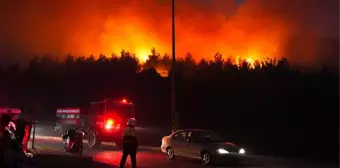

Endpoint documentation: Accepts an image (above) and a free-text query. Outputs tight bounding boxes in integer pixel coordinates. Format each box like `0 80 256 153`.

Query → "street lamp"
171 0 179 133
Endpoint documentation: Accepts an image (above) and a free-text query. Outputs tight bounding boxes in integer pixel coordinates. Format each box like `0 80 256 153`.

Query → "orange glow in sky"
0 0 338 68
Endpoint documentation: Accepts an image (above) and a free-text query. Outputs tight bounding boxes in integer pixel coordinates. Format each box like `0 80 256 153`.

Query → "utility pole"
171 0 179 133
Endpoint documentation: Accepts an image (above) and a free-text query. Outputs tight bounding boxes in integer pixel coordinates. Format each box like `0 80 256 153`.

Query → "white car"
161 129 246 165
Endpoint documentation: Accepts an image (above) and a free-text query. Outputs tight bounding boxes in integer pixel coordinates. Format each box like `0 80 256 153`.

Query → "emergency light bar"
110 98 133 105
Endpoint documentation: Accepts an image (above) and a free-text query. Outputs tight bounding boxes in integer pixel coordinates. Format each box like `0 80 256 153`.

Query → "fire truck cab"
86 99 135 148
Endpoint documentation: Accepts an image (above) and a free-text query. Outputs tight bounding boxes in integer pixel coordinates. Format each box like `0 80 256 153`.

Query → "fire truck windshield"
106 102 134 120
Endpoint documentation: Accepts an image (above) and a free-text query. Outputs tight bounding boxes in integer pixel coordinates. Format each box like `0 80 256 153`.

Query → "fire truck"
55 108 82 133
55 98 135 148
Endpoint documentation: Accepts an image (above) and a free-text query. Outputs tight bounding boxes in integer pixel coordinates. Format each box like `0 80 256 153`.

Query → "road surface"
28 123 337 168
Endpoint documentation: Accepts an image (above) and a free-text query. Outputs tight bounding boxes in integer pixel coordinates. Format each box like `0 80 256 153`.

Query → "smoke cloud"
0 0 338 68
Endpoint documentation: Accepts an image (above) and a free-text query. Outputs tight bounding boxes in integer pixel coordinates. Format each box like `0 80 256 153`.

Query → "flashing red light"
105 119 115 129
105 124 112 129
122 99 127 103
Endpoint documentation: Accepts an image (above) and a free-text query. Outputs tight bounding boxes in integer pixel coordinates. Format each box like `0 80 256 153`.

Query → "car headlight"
217 148 229 154
239 148 245 154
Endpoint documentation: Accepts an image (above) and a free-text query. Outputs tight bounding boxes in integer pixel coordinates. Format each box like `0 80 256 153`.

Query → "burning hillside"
0 0 338 69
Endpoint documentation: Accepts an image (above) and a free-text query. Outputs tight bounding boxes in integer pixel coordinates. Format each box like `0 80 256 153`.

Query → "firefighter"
119 118 138 168
15 109 33 153
0 113 26 168
61 128 77 151
1 113 33 168
0 113 12 167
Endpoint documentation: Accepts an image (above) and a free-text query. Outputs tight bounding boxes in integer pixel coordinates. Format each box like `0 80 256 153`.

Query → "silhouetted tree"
0 49 336 162
277 57 289 70
144 48 160 70
210 52 224 70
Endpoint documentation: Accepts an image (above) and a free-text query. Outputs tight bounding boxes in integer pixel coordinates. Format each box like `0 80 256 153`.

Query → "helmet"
127 118 137 127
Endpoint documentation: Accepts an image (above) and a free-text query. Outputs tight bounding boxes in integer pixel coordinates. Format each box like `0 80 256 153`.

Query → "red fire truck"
55 98 135 148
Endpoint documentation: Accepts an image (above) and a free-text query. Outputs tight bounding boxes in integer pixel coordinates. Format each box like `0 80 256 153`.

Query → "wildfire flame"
0 0 337 69
89 0 289 66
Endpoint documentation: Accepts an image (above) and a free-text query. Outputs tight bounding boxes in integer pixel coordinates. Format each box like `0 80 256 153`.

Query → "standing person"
1 113 33 168
61 128 77 151
18 108 34 153
61 127 83 154
0 113 15 168
22 121 32 153
13 119 25 148
119 118 138 168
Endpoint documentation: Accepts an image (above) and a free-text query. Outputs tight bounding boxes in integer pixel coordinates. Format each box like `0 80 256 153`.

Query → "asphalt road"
28 123 337 168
